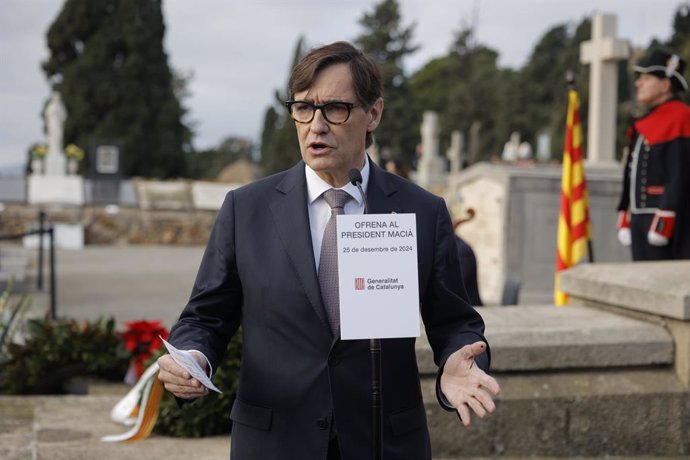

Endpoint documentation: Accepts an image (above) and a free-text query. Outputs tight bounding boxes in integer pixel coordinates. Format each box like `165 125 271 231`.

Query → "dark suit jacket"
455 236 483 306
168 160 490 460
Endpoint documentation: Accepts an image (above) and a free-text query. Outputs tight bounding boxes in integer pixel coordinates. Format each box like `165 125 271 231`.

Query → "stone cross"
415 111 446 188
43 91 67 176
580 13 629 164
446 130 464 173
467 121 481 164
421 111 440 159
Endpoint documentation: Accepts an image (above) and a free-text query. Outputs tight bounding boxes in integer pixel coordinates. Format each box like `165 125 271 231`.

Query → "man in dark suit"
158 41 500 460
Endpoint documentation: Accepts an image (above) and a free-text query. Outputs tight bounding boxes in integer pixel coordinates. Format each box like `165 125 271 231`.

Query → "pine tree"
42 0 190 178
356 0 419 166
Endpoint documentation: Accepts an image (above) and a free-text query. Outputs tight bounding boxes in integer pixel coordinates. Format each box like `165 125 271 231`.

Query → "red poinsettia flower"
123 320 169 378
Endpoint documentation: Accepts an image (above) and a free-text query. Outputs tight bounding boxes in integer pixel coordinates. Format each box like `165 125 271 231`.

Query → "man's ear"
662 78 674 95
367 97 384 131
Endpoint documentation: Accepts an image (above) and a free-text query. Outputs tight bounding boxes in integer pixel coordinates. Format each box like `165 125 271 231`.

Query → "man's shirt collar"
305 155 370 205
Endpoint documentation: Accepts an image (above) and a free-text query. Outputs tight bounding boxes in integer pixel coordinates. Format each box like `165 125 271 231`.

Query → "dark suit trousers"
327 437 341 460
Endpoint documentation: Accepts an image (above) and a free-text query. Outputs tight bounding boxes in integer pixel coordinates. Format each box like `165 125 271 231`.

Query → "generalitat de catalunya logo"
355 277 365 290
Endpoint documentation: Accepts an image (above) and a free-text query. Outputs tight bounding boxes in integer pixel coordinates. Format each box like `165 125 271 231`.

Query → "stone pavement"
1 384 230 460
31 245 206 328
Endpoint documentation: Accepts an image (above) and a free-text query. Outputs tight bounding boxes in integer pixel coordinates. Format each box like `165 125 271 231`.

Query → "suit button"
316 418 329 430
328 357 340 366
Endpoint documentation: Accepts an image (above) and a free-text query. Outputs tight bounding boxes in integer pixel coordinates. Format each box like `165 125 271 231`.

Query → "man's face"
293 62 383 187
635 73 672 107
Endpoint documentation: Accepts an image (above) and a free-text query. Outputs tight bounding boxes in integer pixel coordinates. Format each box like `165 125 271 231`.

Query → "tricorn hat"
634 50 688 92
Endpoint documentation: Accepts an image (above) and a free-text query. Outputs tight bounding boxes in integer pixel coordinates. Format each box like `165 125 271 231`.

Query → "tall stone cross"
415 111 446 189
580 13 629 164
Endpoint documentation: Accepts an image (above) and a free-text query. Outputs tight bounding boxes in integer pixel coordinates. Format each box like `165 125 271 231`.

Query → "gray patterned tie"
318 189 351 337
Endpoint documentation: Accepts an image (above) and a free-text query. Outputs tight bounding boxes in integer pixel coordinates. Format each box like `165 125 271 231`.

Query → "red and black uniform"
617 99 690 260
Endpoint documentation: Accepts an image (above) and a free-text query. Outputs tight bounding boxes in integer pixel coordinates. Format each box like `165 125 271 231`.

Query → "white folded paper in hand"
161 337 222 394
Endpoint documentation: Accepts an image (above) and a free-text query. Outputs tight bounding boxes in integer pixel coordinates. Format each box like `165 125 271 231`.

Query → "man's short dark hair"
288 41 384 148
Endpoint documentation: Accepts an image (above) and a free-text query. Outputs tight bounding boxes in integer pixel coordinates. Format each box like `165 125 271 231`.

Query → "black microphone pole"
349 168 382 460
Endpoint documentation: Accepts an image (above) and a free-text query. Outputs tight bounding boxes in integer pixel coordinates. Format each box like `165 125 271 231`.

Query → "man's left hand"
440 341 501 427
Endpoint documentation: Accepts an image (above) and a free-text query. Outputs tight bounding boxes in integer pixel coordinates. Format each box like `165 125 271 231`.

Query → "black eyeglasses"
284 100 363 124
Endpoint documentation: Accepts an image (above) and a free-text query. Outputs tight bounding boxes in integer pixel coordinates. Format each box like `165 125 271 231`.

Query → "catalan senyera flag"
555 89 592 306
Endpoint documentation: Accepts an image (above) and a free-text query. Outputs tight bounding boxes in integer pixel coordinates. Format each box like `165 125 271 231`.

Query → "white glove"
647 231 669 246
617 227 632 246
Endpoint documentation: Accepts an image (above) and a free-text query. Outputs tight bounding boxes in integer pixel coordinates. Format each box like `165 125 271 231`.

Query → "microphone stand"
350 169 383 460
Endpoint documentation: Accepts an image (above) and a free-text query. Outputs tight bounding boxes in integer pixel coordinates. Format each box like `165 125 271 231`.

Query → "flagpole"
587 240 595 263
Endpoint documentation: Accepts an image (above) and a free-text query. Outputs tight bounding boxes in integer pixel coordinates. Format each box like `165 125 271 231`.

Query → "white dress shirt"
305 156 369 268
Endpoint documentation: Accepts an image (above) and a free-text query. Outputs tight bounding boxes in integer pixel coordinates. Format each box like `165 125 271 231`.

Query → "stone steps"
422 369 688 458
415 304 685 458
416 305 675 374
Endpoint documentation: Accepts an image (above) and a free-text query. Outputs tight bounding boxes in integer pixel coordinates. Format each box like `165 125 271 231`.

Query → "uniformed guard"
617 49 690 260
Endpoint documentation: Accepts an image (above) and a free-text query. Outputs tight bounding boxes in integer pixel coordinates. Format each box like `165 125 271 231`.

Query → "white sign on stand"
337 213 420 340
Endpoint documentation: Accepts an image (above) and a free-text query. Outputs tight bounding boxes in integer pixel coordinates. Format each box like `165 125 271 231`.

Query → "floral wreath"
123 320 169 380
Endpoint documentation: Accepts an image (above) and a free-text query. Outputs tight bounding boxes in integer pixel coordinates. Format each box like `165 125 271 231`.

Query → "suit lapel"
367 159 401 214
269 162 331 333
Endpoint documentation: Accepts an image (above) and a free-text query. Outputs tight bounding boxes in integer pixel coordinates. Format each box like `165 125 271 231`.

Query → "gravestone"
88 142 122 204
414 111 447 191
27 91 85 206
580 13 629 165
536 131 552 162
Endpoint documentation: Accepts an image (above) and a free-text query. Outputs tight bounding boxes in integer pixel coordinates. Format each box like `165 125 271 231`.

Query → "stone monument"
536 131 552 162
447 14 632 303
501 132 521 162
28 90 85 206
44 92 67 176
580 12 630 166
446 130 464 173
414 111 447 191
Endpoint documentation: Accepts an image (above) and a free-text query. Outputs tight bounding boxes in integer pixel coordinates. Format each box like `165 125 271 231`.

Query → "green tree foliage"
410 27 505 162
514 20 593 161
408 19 598 164
187 136 255 180
355 0 419 165
42 0 190 178
259 38 303 176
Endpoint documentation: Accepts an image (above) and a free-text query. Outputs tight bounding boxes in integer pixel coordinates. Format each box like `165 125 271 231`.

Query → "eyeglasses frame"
284 100 364 125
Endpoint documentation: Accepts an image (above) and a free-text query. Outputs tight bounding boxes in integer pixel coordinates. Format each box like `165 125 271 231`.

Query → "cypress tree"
42 0 190 178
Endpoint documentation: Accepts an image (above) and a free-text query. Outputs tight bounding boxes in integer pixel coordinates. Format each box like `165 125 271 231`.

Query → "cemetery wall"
0 204 216 246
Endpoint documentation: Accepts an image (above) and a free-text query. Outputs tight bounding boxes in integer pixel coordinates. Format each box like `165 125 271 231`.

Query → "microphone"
349 168 369 214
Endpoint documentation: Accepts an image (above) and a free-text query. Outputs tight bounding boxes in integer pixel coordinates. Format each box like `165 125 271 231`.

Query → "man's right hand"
157 353 209 399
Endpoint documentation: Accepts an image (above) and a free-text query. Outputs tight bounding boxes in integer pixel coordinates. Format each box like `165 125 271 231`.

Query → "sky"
0 0 685 170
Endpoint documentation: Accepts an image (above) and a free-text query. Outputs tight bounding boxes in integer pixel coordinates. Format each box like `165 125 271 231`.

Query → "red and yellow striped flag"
555 89 592 306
